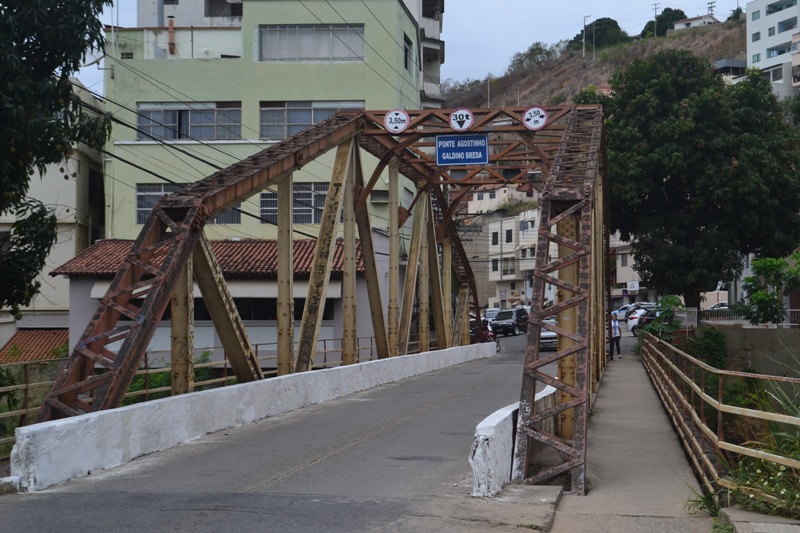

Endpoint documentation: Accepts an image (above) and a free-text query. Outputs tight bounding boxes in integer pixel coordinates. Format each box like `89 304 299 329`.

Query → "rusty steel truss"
39 105 608 496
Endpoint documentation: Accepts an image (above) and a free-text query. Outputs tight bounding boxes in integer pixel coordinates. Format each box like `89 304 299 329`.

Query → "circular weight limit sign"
522 106 548 131
384 109 410 133
449 108 474 132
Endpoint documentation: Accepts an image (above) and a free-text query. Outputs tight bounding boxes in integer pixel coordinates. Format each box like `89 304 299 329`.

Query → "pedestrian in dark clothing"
610 313 622 359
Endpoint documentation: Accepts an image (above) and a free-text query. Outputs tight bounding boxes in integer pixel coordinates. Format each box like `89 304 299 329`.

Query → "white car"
627 308 650 336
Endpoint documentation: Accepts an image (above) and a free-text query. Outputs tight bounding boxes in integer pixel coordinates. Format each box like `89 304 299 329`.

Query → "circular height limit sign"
449 108 474 132
384 109 410 133
522 106 548 130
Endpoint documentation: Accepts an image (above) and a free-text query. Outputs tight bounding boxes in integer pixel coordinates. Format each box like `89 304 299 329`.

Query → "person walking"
610 312 622 359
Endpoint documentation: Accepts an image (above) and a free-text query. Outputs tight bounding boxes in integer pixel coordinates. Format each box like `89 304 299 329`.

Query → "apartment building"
747 0 800 98
104 0 445 241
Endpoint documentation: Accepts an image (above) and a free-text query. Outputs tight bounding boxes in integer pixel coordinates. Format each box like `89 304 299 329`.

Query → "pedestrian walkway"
548 347 713 532
544 330 800 533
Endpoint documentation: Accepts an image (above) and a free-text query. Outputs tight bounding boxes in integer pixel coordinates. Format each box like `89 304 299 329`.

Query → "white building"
671 14 720 31
747 0 800 98
0 82 104 352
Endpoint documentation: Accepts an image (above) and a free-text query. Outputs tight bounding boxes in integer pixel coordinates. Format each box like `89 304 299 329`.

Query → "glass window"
476 193 484 200
491 232 498 245
489 191 496 199
260 182 329 224
769 26 776 36
753 53 761 63
136 183 181 224
752 10 760 20
137 102 241 141
620 253 628 267
505 229 513 243
492 259 498 272
753 31 761 41
260 101 365 140
259 25 365 62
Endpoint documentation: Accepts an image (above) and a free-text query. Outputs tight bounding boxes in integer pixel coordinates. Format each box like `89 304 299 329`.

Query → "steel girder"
512 106 606 494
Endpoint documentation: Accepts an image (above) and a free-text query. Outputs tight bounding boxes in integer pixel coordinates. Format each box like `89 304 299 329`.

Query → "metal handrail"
640 332 800 500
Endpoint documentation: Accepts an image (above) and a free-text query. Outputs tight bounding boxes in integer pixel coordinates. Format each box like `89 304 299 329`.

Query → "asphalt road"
0 332 554 532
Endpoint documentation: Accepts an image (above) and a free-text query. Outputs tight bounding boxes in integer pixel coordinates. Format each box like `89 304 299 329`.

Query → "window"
476 192 484 200
753 31 761 41
206 0 241 17
520 248 527 259
769 26 776 36
505 229 513 243
137 183 180 224
491 232 498 245
260 182 330 224
164 0 178 4
502 258 515 275
121 51 135 59
510 282 516 290
492 259 499 272
753 53 761 63
259 24 365 62
404 34 412 71
137 183 239 224
137 102 241 141
620 253 628 267
519 220 529 231
489 191 496 199
208 205 241 225
260 101 365 140
752 10 761 20
771 67 784 81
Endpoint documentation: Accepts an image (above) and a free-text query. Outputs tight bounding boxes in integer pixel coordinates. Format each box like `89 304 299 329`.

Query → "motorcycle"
471 317 501 353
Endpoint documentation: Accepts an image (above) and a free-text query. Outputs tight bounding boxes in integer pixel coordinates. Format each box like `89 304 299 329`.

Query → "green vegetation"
0 1 111 317
640 8 687 38
596 51 800 309
123 351 217 405
733 252 800 325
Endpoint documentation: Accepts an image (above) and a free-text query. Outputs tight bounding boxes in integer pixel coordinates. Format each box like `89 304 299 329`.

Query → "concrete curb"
719 507 800 533
469 385 556 497
10 343 494 492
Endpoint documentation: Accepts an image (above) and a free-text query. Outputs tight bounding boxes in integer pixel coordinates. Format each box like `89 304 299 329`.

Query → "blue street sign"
435 134 489 166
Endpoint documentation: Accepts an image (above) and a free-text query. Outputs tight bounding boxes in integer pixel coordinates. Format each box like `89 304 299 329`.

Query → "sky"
76 0 746 95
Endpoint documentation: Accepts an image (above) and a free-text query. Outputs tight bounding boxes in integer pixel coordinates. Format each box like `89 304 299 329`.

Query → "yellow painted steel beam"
398 189 428 355
427 197 448 350
295 140 353 372
556 215 579 440
277 173 294 375
442 235 452 345
170 260 194 394
352 145 390 360
193 235 263 382
418 208 430 353
388 159 400 357
451 284 470 347
342 143 358 365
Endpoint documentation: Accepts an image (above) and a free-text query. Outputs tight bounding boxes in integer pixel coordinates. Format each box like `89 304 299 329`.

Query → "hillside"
445 19 747 108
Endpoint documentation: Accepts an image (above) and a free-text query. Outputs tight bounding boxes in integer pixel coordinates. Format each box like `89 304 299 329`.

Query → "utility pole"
708 1 716 15
583 15 590 58
653 3 659 37
592 21 596 61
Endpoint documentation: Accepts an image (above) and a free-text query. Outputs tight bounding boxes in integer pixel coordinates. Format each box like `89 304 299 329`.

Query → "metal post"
443 235 452 343
342 146 358 365
388 159 400 357
399 189 428 355
277 173 294 375
428 200 448 350
418 206 430 352
171 259 194 394
557 214 579 440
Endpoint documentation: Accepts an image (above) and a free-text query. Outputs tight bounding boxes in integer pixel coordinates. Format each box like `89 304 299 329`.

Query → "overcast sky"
77 0 746 95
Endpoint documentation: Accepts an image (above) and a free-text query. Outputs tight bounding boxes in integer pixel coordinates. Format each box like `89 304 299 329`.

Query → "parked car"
483 308 501 325
706 302 729 311
492 307 529 336
627 307 654 336
635 308 688 336
613 304 631 317
624 302 656 322
539 318 558 350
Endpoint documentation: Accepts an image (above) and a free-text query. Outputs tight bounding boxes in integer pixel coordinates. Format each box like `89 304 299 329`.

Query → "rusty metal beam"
427 196 448 350
352 145 390 360
171 260 194 395
342 141 358 366
398 188 428 355
295 140 353 372
388 159 400 357
193 235 262 383
418 208 430 353
277 173 294 375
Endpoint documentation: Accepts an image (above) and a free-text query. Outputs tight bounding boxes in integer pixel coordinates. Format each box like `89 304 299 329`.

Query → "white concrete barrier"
469 386 556 497
9 343 494 492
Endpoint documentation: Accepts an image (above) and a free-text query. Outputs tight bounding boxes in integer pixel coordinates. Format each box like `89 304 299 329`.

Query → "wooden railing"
640 332 800 501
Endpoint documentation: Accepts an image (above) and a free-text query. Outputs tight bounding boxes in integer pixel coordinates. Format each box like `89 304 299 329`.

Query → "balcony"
114 27 242 60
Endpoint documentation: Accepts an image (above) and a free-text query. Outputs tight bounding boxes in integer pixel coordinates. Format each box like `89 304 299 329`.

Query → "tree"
607 51 800 308
506 42 556 76
728 7 744 22
640 8 687 37
0 1 110 317
733 253 800 325
567 17 631 53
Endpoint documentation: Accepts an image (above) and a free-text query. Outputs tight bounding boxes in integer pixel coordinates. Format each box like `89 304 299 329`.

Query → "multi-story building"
746 0 800 98
0 82 104 353
104 0 445 241
486 209 555 309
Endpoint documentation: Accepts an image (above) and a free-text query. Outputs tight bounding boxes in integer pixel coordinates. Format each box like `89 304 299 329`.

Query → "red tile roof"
0 329 68 363
51 239 364 278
